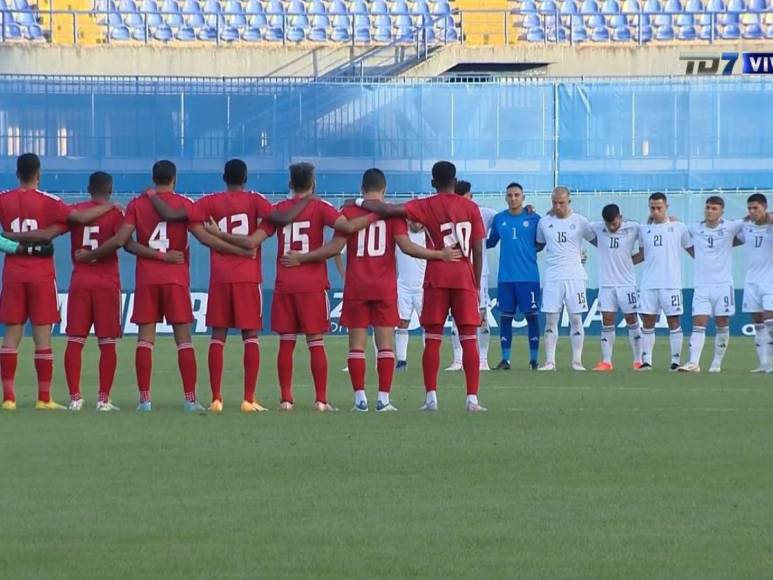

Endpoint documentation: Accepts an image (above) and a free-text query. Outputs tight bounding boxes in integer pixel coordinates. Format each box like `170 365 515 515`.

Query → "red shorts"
0 280 60 325
207 282 263 330
131 283 193 325
66 287 122 338
420 287 481 327
271 290 330 335
340 298 399 328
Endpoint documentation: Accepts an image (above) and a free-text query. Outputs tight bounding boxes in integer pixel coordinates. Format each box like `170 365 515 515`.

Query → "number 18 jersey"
404 193 485 291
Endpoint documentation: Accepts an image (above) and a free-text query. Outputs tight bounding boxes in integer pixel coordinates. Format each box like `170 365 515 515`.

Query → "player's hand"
439 247 463 262
525 204 536 214
343 198 358 207
111 201 124 212
280 251 303 267
74 248 93 262
580 249 588 264
237 247 257 258
204 216 222 236
163 250 185 264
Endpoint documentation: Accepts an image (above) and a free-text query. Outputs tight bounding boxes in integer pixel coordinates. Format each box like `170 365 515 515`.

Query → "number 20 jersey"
403 192 485 291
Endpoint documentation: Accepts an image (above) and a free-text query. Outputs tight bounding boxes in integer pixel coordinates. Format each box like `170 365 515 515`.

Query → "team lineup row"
0 154 770 414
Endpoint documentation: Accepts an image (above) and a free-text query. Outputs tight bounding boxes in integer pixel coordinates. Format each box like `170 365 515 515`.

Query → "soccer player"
0 153 117 411
395 221 427 371
146 159 310 413
636 192 692 372
355 161 487 412
738 193 772 373
486 182 541 370
678 196 743 373
447 180 497 371
535 186 594 371
587 204 643 371
90 160 254 412
218 162 374 412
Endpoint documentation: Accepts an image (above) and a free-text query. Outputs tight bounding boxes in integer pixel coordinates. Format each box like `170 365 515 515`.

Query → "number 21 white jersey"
638 221 691 290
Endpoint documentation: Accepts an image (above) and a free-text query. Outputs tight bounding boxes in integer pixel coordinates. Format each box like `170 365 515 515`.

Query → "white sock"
766 320 773 367
425 390 438 405
395 328 409 362
544 312 559 365
377 391 390 405
354 390 367 405
450 324 462 363
569 314 584 365
754 323 767 367
478 323 490 363
669 326 683 366
688 326 706 366
628 322 642 363
712 327 729 367
466 394 478 406
600 325 615 364
641 327 655 365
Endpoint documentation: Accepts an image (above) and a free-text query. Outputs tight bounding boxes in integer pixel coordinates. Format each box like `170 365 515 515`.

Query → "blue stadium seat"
588 13 605 26
638 21 653 39
374 14 391 41
391 0 409 14
162 0 184 28
175 23 196 38
124 10 144 27
747 0 765 9
396 15 415 41
727 0 743 11
286 25 304 40
354 15 371 43
706 0 724 10
570 20 587 40
223 0 245 27
526 26 545 40
663 0 682 12
546 25 567 40
521 0 539 12
197 24 217 39
643 0 661 11
221 23 241 40
308 22 328 40
655 22 674 37
437 15 457 41
560 0 579 14
265 0 284 39
370 0 388 15
331 13 350 41
743 21 763 38
684 0 703 11
540 0 558 14
241 25 261 40
419 25 435 43
433 0 452 16
591 24 609 38
602 0 620 12
678 22 697 38
413 0 430 16
524 13 541 26
613 23 631 38
654 12 671 25
119 0 138 12
25 23 44 39
580 0 599 13
677 12 693 24
102 10 123 26
153 22 173 39
621 0 640 11
130 25 148 39
140 0 163 28
766 23 773 38
722 22 740 36
246 0 266 28
722 12 739 24
109 23 131 38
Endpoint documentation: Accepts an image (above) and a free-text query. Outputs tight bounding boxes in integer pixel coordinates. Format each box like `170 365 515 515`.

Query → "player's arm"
2 223 67 242
204 217 268 250
149 193 188 222
485 224 500 249
535 223 546 252
281 237 347 267
631 249 644 264
471 238 483 291
334 253 346 282
117 238 184 264
190 223 255 257
265 195 312 226
394 234 461 262
355 199 408 219
332 213 377 235
0 235 54 257
67 203 118 225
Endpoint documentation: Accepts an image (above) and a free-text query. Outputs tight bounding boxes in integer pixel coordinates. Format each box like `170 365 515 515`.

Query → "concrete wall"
1 40 770 78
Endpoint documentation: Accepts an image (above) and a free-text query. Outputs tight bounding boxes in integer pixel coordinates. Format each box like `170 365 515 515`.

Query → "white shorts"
479 275 490 310
541 279 588 314
639 288 683 316
598 286 639 315
398 289 423 321
693 285 735 317
742 282 773 313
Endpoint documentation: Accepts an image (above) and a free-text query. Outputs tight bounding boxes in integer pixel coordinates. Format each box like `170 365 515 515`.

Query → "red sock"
243 338 260 402
136 341 153 401
377 349 395 393
34 347 54 403
459 325 480 396
277 335 296 403
422 326 443 392
308 338 328 403
98 339 117 403
64 337 86 401
177 343 197 402
208 338 225 402
347 349 366 392
0 347 18 402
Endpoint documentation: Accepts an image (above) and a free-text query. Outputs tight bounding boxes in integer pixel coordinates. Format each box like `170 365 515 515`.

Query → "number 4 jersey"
336 205 408 301
69 200 124 291
403 193 485 291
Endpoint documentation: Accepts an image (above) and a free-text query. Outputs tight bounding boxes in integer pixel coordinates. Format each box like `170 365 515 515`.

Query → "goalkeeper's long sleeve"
0 235 19 255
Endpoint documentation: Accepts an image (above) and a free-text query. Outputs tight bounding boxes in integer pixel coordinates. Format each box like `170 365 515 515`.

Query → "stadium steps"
455 0 510 45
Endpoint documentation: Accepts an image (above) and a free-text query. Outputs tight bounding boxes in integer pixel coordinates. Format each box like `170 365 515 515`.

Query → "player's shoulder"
175 192 196 206
313 197 336 209
36 189 63 202
572 212 590 225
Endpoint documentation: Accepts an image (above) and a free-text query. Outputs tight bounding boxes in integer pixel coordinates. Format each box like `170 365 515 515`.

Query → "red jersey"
124 191 200 287
0 188 71 283
261 196 340 294
195 190 272 285
336 205 407 301
69 200 123 291
404 193 485 290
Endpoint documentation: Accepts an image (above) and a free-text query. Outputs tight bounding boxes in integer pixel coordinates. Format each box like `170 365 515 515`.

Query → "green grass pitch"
1 335 772 579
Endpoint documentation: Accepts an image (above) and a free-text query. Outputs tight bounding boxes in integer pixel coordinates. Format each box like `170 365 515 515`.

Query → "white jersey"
738 222 773 286
396 229 426 293
476 203 497 278
688 219 743 287
638 221 692 290
590 220 639 288
536 212 593 282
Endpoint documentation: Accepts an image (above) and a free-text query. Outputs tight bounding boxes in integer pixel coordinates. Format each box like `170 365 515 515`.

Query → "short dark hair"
705 195 725 208
455 180 472 196
88 171 113 195
506 182 523 191
431 161 456 191
747 193 767 206
289 162 315 193
17 153 40 182
649 192 667 203
361 168 386 193
152 160 177 186
602 204 621 223
223 159 248 187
